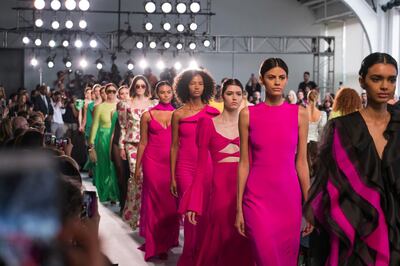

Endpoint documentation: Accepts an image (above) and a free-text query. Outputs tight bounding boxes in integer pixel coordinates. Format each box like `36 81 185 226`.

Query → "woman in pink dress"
170 69 219 266
180 79 254 266
133 81 180 261
236 58 313 266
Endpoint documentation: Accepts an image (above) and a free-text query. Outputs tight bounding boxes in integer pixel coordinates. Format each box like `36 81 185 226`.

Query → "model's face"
106 86 117 101
134 80 147 96
288 93 294 102
360 63 397 105
157 85 173 104
94 87 101 98
189 74 204 98
260 67 288 97
85 89 92 100
297 91 304 100
100 89 107 100
118 88 129 100
223 85 242 110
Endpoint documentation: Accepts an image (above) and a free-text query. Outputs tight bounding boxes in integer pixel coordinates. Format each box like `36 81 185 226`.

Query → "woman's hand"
170 178 178 198
302 221 314 237
134 169 141 184
120 149 127 160
187 211 198 225
235 210 246 237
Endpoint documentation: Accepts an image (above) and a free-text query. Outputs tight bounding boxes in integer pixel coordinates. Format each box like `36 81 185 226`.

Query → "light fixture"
149 41 157 49
22 36 30 45
156 60 165 70
48 39 56 48
79 19 87 29
63 56 72 68
34 0 45 10
189 41 196 50
139 58 148 69
144 22 153 31
190 1 201 13
144 1 156 13
162 22 171 31
136 41 144 49
126 59 135 70
203 39 211 47
174 61 182 70
78 0 90 11
50 0 61 10
65 0 77 10
35 38 42 46
30 57 38 67
47 56 55 69
163 41 171 49
80 58 88 68
189 59 198 69
35 18 44 28
161 2 172 13
95 58 104 70
65 20 74 29
176 42 183 50
62 40 70 47
74 39 83 48
189 22 198 31
89 39 98 48
51 20 60 30
176 2 187 13
176 23 185 32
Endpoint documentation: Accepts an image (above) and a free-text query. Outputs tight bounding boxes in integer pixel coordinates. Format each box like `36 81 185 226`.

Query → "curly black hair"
173 69 215 104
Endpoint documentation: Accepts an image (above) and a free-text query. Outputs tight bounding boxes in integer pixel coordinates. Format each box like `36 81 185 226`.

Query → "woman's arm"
89 105 100 146
134 111 150 183
79 103 88 132
170 110 181 198
117 102 127 160
235 107 250 237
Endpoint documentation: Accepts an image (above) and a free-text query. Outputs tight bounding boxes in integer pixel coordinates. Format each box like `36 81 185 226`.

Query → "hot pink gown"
243 102 302 266
179 117 254 266
139 103 180 260
176 105 219 266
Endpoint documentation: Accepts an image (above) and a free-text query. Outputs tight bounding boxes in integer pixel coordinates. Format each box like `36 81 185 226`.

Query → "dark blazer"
33 94 54 116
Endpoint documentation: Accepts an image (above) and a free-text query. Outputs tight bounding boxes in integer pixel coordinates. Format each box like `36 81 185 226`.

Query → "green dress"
89 102 119 202
83 101 96 172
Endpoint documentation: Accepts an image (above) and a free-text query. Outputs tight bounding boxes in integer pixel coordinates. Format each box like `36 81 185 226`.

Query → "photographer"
51 91 66 138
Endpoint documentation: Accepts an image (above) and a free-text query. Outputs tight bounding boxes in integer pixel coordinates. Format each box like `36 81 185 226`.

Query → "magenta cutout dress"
138 103 180 260
176 105 219 266
179 117 254 266
243 102 302 266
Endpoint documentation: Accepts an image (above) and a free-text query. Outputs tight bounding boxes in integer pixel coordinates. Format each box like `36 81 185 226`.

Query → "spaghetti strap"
148 110 154 120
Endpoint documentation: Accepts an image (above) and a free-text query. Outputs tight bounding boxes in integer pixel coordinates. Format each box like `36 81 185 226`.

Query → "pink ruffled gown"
176 105 219 266
179 117 254 266
243 102 302 266
139 103 180 260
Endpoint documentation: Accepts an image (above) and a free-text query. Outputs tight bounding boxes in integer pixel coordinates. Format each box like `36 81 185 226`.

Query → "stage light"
145 22 153 31
48 39 56 48
189 42 196 50
95 58 104 70
35 18 44 28
80 58 88 68
176 42 183 50
62 40 69 47
65 20 74 29
65 0 77 10
22 36 30 45
161 2 172 13
156 60 165 70
176 2 187 13
163 41 171 49
190 1 201 13
63 57 72 68
34 0 45 10
174 61 182 71
136 41 144 49
176 23 185 32
127 59 135 70
139 58 148 69
78 0 90 11
189 59 198 69
74 39 83 48
89 39 98 48
30 57 38 67
79 19 87 29
35 38 42 46
47 56 55 68
203 39 211 47
50 0 61 10
149 41 157 49
189 22 198 31
51 20 60 29
144 1 156 13
162 22 171 31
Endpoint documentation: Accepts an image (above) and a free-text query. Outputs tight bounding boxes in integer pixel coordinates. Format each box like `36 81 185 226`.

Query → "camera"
81 191 97 219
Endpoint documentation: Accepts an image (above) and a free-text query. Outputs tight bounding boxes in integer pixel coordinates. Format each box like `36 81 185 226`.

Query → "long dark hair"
359 52 398 78
259 58 289 77
173 69 215 104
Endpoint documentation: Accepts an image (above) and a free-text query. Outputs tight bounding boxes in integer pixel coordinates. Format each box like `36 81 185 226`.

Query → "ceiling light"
162 22 171 31
35 18 44 28
34 0 45 10
139 58 148 69
127 59 135 70
74 39 83 48
176 23 185 32
50 0 61 10
80 58 88 68
136 41 144 49
163 41 171 49
176 2 186 13
79 19 87 29
176 42 183 50
161 2 172 13
95 58 104 70
190 2 201 13
22 36 30 45
189 22 198 31
48 39 56 48
30 57 38 67
189 42 196 50
174 62 182 70
63 57 72 68
62 40 69 47
144 1 156 13
203 39 211 47
78 0 90 11
51 20 60 29
156 60 165 70
65 20 74 29
149 41 157 49
65 0 77 10
144 22 153 31
189 59 198 69
89 39 98 48
35 38 42 46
